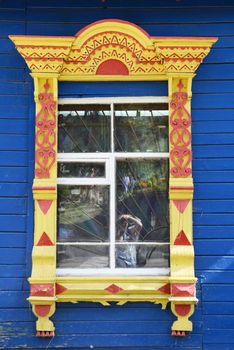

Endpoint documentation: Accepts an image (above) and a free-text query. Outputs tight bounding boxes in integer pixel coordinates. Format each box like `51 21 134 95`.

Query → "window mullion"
109 103 115 270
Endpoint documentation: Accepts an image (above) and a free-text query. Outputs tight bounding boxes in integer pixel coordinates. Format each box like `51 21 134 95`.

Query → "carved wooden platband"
10 19 217 337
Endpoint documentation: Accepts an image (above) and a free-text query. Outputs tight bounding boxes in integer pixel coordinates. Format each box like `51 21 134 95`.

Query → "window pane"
58 185 110 242
57 245 109 268
58 162 105 178
116 159 169 243
58 105 111 152
114 103 168 152
115 244 169 268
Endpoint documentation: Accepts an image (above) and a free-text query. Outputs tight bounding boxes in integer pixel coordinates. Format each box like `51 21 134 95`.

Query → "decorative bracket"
9 19 217 337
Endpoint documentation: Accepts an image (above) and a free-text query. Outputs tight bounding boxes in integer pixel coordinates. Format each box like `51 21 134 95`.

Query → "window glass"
57 100 169 274
58 162 105 178
114 104 168 152
58 105 111 153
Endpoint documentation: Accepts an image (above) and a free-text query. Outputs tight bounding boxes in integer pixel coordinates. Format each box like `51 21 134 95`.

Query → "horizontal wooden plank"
204 330 234 344
59 81 168 97
27 22 234 37
193 159 234 171
0 215 27 232
203 302 234 315
0 151 28 166
194 213 234 225
0 135 28 150
193 171 234 182
0 104 28 118
0 334 202 349
0 265 25 278
193 135 234 147
196 64 234 80
195 240 234 255
193 121 234 134
0 82 28 95
26 0 234 7
0 183 27 197
204 345 234 350
193 81 234 94
0 233 26 247
203 285 234 301
0 248 25 265
0 9 25 20
0 278 24 291
194 226 234 239
26 7 234 23
192 109 234 122
194 184 234 199
0 22 25 36
0 119 27 134
0 198 27 214
194 200 234 212
0 68 25 82
0 319 203 336
192 93 234 109
195 256 234 270
0 167 28 183
0 95 28 106
204 315 234 329
197 271 234 284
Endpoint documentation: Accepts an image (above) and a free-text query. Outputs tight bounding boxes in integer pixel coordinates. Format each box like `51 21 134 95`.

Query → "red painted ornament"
105 284 123 294
174 304 191 316
96 59 129 75
35 305 51 317
37 200 53 215
169 80 192 177
30 283 54 297
37 232 54 246
35 80 56 179
173 199 190 213
174 230 191 246
172 283 195 297
56 283 68 295
157 283 171 294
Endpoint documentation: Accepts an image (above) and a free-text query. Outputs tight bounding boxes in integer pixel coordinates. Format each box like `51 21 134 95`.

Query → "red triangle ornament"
157 283 170 294
37 232 54 246
56 283 67 295
37 200 53 215
174 230 191 246
173 200 190 214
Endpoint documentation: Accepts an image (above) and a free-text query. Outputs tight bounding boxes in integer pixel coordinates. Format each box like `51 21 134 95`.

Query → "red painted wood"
173 199 190 213
30 283 54 297
34 305 51 317
37 200 53 215
96 59 129 75
36 232 54 246
175 304 191 317
174 230 191 245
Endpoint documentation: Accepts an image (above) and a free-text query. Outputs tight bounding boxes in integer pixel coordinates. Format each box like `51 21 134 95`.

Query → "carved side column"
28 74 58 337
168 74 197 336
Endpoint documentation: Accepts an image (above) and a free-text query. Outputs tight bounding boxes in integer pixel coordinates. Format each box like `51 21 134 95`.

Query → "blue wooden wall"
0 0 234 348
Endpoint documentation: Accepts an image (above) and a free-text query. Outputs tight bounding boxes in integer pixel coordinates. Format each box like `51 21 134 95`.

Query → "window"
56 98 170 275
10 19 216 336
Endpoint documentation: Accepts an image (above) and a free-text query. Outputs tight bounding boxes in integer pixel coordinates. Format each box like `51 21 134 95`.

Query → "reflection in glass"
57 245 109 268
116 159 169 244
57 185 109 242
114 104 168 152
115 244 169 268
58 162 105 178
58 105 111 153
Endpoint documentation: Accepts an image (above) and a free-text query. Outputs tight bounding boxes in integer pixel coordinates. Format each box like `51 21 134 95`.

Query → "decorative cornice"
9 19 217 80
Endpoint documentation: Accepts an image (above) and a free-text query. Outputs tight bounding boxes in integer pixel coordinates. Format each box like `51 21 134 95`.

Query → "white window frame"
56 96 170 277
